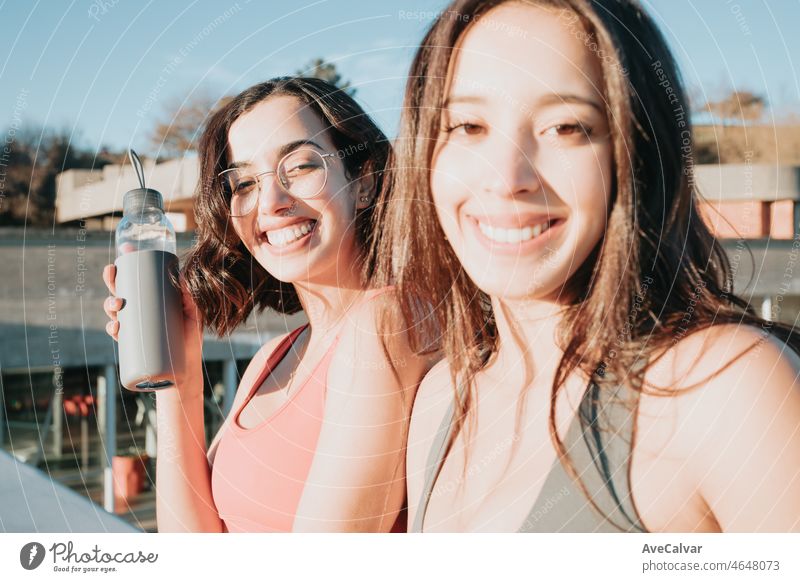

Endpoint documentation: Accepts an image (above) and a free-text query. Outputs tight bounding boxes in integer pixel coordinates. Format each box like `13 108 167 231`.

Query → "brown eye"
445 122 483 136
234 178 257 195
545 123 592 137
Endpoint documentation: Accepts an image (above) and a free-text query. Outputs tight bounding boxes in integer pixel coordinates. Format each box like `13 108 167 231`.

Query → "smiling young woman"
371 0 800 532
103 77 438 532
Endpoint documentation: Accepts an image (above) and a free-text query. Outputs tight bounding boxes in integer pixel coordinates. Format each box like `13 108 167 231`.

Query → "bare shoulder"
644 323 799 398
330 287 441 397
646 323 794 384
638 322 800 453
636 323 800 531
233 330 295 397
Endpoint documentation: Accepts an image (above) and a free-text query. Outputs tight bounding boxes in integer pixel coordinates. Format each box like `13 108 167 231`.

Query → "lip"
258 219 319 255
467 215 565 256
257 216 316 232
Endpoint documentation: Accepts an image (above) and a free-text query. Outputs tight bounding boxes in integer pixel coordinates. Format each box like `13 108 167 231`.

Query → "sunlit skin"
407 2 800 533
227 95 370 296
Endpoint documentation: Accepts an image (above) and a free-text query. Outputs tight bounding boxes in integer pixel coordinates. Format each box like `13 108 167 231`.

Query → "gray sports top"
411 379 647 532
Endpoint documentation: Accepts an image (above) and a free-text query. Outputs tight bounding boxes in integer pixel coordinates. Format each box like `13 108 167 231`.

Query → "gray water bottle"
114 151 185 391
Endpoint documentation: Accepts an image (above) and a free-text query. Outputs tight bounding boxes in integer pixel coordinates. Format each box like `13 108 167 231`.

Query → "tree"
693 90 771 163
295 58 356 96
148 60 353 160
0 126 114 227
149 93 232 159
705 90 766 126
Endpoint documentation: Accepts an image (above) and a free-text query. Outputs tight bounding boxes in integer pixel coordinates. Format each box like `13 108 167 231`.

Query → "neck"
291 252 367 336
484 295 568 388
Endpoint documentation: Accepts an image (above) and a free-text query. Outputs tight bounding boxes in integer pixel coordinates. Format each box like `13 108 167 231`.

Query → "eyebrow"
444 92 604 114
228 139 325 170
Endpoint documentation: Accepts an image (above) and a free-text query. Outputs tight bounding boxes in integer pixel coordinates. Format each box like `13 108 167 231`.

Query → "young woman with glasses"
103 76 437 532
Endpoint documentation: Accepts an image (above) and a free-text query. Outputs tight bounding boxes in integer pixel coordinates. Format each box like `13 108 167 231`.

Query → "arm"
645 324 800 532
292 293 438 532
156 333 286 533
154 382 225 533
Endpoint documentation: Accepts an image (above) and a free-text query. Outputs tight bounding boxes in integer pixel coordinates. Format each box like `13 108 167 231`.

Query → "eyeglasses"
218 148 337 217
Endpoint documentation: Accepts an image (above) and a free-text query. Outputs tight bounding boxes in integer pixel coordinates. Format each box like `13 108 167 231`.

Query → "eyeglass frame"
217 148 338 217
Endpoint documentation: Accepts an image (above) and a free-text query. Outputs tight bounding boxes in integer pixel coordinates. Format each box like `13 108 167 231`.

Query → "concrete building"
56 156 199 231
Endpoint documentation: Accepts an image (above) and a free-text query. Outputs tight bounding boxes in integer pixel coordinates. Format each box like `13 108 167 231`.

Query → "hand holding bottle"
103 262 204 395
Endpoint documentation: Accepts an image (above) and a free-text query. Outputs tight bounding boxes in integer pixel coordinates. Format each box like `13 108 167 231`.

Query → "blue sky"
1 0 798 153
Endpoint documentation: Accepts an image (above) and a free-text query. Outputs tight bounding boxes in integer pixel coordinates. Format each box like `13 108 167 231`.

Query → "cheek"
545 146 612 236
579 150 613 240
430 174 463 250
231 219 252 247
312 188 360 246
430 147 473 238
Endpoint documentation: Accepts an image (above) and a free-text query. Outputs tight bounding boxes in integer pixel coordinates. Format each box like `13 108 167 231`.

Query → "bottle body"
115 193 185 391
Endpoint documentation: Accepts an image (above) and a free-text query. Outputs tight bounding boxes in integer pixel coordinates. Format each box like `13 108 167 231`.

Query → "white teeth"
265 220 315 247
477 220 553 243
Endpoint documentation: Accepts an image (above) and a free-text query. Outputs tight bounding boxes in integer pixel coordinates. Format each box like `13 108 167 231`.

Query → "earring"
359 195 370 204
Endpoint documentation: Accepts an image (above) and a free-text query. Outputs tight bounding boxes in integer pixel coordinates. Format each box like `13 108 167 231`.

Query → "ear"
354 173 377 210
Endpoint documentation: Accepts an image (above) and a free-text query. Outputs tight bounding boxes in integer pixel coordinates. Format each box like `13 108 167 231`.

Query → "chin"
265 264 315 285
468 265 569 302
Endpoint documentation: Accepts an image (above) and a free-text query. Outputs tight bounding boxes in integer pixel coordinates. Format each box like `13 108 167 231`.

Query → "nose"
481 135 543 199
256 172 295 215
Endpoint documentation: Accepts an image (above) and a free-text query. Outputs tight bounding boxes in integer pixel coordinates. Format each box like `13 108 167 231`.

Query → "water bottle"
114 151 185 391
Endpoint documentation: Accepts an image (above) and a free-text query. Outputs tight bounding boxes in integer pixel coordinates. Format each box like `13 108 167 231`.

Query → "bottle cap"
122 188 164 216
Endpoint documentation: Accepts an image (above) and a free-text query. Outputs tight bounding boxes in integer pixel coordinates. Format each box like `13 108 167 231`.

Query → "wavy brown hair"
182 76 390 336
370 0 800 530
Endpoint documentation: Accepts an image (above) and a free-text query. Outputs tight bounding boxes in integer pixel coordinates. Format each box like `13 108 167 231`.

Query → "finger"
103 296 123 319
102 264 116 295
105 320 119 340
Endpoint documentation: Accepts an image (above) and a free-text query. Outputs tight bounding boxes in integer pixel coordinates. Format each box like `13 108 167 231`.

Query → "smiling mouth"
476 218 560 244
260 219 318 248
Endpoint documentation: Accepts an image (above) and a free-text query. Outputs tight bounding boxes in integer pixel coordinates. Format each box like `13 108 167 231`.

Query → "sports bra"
211 286 406 532
411 378 647 532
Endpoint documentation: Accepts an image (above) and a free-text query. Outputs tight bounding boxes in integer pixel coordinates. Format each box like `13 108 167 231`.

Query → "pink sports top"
210 287 406 532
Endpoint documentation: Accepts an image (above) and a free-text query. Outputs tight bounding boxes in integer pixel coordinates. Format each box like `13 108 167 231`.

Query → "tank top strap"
410 399 455 532
576 371 646 531
248 324 310 400
270 324 309 366
519 377 646 532
410 375 467 533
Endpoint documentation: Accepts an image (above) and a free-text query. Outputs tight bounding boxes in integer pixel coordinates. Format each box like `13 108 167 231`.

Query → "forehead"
227 95 332 163
446 3 604 105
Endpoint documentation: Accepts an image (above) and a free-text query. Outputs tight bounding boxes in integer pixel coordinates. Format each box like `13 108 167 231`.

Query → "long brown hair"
183 77 390 336
371 0 800 529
